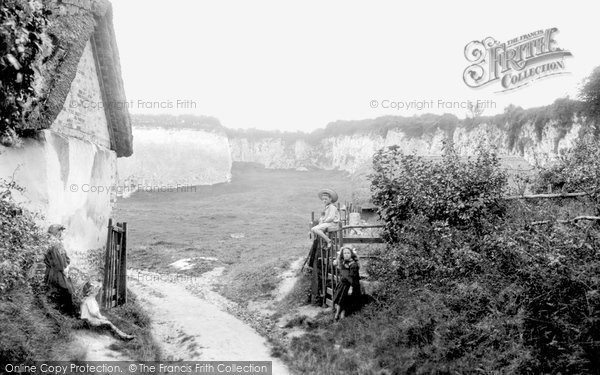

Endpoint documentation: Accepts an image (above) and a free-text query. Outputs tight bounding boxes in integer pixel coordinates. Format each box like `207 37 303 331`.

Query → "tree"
580 65 600 134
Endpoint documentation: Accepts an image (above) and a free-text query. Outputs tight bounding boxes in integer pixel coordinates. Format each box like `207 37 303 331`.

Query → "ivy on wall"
0 0 50 147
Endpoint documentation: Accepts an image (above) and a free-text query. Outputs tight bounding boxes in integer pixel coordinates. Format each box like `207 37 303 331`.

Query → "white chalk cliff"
229 120 584 174
121 111 586 189
117 126 232 190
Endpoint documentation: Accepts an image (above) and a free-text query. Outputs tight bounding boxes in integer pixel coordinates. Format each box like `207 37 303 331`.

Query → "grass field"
113 162 356 303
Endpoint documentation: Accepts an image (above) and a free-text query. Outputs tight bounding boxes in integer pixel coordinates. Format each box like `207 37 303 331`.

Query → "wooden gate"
309 202 384 308
102 219 127 308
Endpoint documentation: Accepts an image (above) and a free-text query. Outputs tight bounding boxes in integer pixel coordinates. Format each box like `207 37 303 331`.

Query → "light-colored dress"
313 203 340 231
80 294 133 340
80 295 106 325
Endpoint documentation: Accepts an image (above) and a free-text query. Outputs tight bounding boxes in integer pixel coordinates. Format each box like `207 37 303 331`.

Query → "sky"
110 0 600 132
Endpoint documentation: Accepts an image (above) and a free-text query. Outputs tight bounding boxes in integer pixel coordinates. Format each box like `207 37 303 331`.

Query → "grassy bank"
0 180 161 363
0 283 75 362
272 140 600 374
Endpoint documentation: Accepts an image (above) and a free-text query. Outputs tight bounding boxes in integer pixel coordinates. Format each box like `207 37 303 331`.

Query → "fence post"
114 223 121 308
102 219 113 309
108 231 115 308
118 222 127 305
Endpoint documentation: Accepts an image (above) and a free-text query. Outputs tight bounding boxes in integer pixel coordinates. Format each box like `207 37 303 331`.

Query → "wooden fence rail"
505 192 589 200
531 216 600 225
102 218 127 309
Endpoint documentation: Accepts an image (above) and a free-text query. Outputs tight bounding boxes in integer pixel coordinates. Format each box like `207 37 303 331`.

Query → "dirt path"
127 268 290 374
70 331 131 361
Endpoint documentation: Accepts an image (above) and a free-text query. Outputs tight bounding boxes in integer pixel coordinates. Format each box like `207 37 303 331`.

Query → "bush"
0 177 48 293
534 133 600 212
0 0 50 145
365 143 600 373
0 178 77 363
580 65 600 133
370 142 507 241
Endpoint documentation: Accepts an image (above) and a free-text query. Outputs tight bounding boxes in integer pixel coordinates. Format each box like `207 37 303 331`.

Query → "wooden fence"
102 219 127 309
308 192 600 308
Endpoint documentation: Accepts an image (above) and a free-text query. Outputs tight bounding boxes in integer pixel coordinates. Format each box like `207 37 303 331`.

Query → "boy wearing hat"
311 189 340 249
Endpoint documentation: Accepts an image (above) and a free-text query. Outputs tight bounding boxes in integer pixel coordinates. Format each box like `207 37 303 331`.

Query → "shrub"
580 65 600 133
370 142 507 241
0 0 50 146
0 178 76 363
366 141 600 373
0 177 48 293
534 132 600 213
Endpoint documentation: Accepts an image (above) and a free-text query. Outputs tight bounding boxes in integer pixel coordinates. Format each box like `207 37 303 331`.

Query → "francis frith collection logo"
463 28 572 92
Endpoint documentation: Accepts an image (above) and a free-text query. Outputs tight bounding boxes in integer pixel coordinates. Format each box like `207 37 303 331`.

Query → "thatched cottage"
0 0 132 252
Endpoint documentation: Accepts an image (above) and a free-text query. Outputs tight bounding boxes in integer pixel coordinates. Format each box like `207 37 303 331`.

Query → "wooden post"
335 221 343 302
324 239 329 307
102 219 113 309
311 238 321 305
114 223 121 308
338 220 344 248
118 222 127 305
108 233 115 307
320 239 326 307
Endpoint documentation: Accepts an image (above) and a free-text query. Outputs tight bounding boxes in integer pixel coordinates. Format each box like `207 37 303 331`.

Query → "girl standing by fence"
333 246 362 321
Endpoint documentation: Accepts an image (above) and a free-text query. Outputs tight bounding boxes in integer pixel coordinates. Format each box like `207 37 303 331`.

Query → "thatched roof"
27 0 132 157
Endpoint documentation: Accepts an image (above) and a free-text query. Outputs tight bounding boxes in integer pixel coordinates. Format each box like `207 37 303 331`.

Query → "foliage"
0 178 162 362
580 65 600 133
0 177 48 294
370 143 507 241
225 113 460 144
364 217 600 373
534 133 600 213
0 177 73 363
551 97 583 139
321 113 459 139
471 98 583 148
0 283 77 363
0 0 50 146
363 142 600 373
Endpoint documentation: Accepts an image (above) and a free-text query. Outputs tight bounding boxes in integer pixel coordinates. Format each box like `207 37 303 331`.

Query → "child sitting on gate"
332 246 362 321
310 188 340 249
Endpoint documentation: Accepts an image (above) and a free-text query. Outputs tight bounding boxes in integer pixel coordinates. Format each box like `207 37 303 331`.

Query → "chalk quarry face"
120 117 580 190
117 126 233 190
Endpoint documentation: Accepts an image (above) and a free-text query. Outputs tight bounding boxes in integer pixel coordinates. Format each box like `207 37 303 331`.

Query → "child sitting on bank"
310 188 340 249
79 281 135 340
